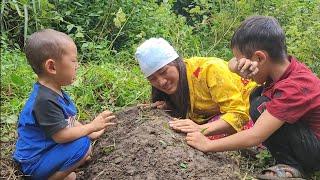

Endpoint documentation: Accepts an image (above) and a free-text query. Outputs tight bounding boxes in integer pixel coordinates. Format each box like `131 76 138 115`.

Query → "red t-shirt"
263 56 320 139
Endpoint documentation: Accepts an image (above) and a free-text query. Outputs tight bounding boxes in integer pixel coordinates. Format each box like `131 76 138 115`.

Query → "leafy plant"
255 149 273 167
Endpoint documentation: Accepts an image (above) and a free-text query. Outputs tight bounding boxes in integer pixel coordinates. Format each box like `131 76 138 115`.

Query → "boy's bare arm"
201 119 236 135
186 110 284 152
88 129 105 140
52 110 115 143
74 119 108 140
75 120 82 126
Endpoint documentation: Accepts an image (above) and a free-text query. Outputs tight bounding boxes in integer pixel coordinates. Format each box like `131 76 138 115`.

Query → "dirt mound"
78 107 240 179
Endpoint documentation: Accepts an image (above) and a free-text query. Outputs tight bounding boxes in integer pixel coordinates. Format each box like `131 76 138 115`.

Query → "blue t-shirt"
13 82 77 163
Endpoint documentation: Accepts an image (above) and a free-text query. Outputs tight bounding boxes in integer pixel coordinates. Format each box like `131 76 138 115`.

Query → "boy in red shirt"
186 16 320 179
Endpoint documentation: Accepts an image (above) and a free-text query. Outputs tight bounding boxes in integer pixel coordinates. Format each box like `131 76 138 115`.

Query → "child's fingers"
249 61 258 71
248 67 259 78
104 115 116 122
240 70 250 79
102 110 113 114
240 60 252 73
237 58 248 70
103 122 116 128
100 110 113 118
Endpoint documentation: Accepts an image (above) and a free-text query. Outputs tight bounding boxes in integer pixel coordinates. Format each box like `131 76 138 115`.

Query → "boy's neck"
38 76 63 96
269 57 290 82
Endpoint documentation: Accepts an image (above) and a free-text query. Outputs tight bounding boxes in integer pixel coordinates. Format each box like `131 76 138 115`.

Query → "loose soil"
77 107 240 180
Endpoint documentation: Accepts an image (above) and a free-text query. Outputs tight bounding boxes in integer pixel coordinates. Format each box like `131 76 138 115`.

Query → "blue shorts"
20 136 90 179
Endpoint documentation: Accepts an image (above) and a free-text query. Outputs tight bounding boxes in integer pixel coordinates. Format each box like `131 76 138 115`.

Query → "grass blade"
32 0 38 30
23 4 28 46
38 0 41 14
12 0 22 17
0 0 6 32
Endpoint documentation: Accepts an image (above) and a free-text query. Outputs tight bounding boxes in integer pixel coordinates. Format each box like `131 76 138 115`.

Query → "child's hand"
88 129 105 140
186 132 211 153
237 58 259 79
228 57 238 73
90 110 116 132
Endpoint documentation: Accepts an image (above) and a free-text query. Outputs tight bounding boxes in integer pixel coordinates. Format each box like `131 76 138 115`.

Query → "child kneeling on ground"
186 16 320 179
13 29 116 180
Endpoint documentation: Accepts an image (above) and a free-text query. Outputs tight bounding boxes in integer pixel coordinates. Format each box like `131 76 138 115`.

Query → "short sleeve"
265 82 310 123
206 64 249 132
33 99 68 137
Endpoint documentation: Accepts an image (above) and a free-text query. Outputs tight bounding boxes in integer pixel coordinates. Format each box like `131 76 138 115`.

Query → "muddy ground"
77 107 241 180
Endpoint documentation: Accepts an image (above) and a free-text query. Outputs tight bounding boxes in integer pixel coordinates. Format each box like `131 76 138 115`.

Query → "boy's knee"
74 137 91 161
249 86 270 122
73 136 91 161
83 144 92 161
61 136 91 161
57 136 91 172
68 136 91 151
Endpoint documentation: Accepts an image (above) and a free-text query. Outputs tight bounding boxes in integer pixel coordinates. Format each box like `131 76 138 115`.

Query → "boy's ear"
253 51 267 64
44 59 57 75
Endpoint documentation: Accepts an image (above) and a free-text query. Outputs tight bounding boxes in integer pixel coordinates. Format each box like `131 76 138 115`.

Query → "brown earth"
77 107 241 180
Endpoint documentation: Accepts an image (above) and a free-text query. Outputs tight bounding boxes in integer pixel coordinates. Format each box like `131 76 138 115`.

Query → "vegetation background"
1 0 319 178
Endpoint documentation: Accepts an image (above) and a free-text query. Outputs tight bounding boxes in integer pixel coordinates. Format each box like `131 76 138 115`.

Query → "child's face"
232 48 269 84
55 41 79 86
147 64 179 95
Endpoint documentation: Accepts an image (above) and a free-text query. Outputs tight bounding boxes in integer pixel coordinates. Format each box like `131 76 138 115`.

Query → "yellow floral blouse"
185 57 256 132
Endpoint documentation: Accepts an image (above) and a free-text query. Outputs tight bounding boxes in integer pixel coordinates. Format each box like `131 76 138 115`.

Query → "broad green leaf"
67 24 75 32
113 8 126 28
75 32 84 38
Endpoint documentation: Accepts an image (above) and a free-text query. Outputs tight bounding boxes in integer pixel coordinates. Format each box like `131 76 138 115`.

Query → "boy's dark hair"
24 29 73 75
151 57 190 118
231 16 287 61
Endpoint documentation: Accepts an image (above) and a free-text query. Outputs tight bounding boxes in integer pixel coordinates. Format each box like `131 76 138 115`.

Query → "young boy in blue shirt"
186 16 320 179
13 29 116 180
